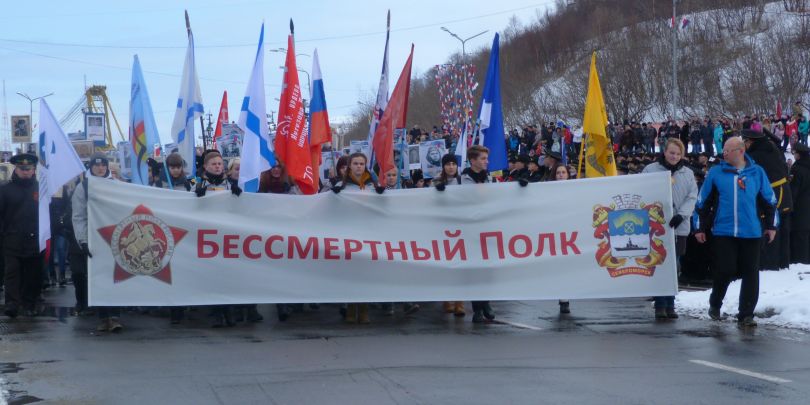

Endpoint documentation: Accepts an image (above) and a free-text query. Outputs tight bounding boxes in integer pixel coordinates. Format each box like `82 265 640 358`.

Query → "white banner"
87 172 677 306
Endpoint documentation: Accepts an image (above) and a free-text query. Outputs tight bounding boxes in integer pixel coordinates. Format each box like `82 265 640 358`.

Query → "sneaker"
559 302 570 314
109 318 123 332
96 318 112 332
666 308 679 319
738 316 757 327
708 307 721 320
655 308 668 319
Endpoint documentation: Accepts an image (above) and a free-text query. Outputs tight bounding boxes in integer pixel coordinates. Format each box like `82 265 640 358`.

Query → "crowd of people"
1 102 809 332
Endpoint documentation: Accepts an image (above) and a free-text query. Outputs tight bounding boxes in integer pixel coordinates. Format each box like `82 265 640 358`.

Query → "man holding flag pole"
1 99 84 318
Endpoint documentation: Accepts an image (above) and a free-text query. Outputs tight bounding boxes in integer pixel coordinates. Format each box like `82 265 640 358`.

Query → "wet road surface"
2 286 809 404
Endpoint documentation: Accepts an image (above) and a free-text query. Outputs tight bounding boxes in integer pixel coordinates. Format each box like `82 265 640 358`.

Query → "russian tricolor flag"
309 48 331 187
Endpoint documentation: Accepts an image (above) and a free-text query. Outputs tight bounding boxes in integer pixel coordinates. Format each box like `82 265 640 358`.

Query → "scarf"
462 167 488 183
204 171 226 186
347 171 372 189
658 155 684 174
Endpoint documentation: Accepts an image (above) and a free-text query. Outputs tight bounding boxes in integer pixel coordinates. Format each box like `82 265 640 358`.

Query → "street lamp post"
15 91 53 150
440 27 488 64
269 48 311 59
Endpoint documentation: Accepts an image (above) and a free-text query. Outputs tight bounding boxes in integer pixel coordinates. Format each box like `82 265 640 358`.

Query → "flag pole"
577 133 586 178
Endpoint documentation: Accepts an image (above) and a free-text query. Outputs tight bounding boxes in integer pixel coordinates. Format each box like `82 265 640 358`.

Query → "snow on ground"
677 265 810 330
0 378 7 405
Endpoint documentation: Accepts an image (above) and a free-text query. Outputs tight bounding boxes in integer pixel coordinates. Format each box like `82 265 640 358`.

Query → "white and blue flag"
170 23 204 177
238 23 275 192
477 33 507 171
38 99 85 251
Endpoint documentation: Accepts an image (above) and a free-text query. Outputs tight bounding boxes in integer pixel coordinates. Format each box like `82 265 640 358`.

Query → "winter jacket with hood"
693 154 777 239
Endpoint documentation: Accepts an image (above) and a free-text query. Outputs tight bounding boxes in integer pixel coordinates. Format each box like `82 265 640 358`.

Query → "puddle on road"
0 363 23 375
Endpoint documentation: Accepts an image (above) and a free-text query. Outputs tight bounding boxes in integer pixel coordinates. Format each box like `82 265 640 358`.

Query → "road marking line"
689 359 792 384
493 320 543 331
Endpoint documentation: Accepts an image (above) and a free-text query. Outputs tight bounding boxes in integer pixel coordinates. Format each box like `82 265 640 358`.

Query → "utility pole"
16 91 53 150
1 80 8 152
671 0 678 120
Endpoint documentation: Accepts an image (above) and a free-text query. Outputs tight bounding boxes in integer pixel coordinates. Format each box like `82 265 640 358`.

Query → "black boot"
247 305 263 322
233 307 245 323
4 304 18 319
472 310 484 323
482 302 495 320
655 308 667 319
223 307 235 327
277 304 290 322
212 312 225 328
559 301 570 314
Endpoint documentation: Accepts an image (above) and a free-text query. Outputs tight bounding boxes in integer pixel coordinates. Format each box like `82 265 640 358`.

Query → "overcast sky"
0 0 553 147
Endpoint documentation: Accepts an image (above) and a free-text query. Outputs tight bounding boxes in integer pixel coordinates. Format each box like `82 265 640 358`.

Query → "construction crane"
59 85 125 147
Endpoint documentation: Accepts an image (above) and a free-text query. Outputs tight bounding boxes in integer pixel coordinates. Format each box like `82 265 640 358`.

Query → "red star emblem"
97 204 187 284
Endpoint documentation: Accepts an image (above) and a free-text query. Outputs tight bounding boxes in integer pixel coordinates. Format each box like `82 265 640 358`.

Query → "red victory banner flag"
213 90 228 148
372 44 414 181
275 21 315 194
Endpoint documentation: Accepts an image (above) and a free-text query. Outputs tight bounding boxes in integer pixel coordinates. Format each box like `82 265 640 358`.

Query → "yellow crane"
60 85 125 148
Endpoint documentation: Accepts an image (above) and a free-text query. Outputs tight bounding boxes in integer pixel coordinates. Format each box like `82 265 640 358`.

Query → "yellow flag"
582 52 616 178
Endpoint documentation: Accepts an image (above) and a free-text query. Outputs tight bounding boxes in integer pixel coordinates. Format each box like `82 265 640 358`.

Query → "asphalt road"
2 286 809 405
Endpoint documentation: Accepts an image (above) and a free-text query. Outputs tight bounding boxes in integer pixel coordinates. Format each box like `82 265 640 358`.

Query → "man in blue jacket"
693 137 777 327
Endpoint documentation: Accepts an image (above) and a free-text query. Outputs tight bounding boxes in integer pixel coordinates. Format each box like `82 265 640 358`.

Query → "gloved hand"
195 186 207 198
81 243 93 258
231 184 242 196
331 185 342 194
668 214 684 229
518 177 529 187
374 185 386 194
435 182 446 191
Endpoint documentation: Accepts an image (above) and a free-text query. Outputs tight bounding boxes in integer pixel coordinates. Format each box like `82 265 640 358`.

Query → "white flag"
238 23 275 192
365 11 390 168
38 99 85 251
170 28 203 176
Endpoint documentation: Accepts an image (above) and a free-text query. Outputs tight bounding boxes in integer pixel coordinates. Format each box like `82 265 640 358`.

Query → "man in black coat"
701 118 715 156
742 130 793 270
0 154 43 318
790 143 810 263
